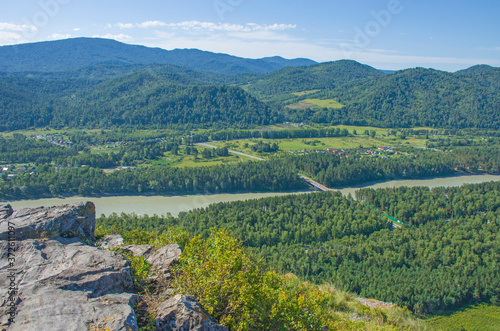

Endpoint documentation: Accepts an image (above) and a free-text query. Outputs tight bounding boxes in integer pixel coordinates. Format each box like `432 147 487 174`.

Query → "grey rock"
147 244 182 277
120 244 154 257
0 201 96 243
0 237 138 331
156 294 228 331
98 234 125 250
0 204 12 220
117 243 181 278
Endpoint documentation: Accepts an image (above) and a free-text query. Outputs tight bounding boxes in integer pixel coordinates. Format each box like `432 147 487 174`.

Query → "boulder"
0 237 138 330
0 203 139 330
0 201 96 243
115 243 182 278
98 234 125 250
156 294 228 331
120 244 154 258
147 244 182 277
0 202 219 331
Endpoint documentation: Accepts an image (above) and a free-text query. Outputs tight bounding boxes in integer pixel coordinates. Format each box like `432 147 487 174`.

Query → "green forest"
97 180 500 316
2 57 500 131
294 67 500 129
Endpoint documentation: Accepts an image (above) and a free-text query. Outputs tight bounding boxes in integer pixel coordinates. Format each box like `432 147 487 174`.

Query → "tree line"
97 181 500 315
0 159 305 199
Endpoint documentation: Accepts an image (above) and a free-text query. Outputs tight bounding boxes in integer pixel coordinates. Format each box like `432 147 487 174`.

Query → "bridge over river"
298 174 406 227
299 175 334 192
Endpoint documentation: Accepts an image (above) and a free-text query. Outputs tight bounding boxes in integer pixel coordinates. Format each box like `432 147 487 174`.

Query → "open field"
286 98 344 109
254 123 302 131
207 134 429 153
292 90 320 96
426 304 500 331
173 156 240 168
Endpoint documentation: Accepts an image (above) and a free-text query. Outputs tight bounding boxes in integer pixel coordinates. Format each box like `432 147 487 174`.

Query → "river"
6 174 500 217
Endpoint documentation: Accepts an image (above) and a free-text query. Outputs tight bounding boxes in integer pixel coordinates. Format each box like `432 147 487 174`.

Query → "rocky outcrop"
120 244 154 258
113 242 182 278
156 295 228 331
0 202 138 331
0 202 96 243
1 202 223 331
146 245 182 278
97 234 125 250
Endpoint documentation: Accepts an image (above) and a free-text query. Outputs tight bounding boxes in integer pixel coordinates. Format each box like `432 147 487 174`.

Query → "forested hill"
0 63 231 84
243 60 385 99
455 64 497 75
0 37 316 75
0 72 279 131
1 37 500 130
307 66 500 129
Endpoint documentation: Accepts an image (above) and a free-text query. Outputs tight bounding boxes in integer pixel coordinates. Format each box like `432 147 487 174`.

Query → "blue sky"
0 0 499 71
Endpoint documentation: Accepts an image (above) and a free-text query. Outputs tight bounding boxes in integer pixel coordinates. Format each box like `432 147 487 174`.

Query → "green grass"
204 132 432 154
200 141 262 158
254 123 299 131
277 137 385 151
292 90 320 96
426 304 500 331
174 155 240 168
304 98 344 108
286 98 344 110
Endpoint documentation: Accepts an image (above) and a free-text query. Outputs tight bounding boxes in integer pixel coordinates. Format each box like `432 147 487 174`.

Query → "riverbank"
7 173 500 217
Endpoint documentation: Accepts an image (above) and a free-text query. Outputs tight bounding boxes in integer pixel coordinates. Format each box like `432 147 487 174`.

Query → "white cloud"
92 33 134 43
48 33 72 40
116 23 135 29
115 20 296 33
0 31 24 44
73 28 81 32
138 21 168 28
0 22 37 32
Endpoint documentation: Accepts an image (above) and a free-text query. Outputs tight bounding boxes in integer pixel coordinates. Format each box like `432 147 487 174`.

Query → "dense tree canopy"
98 181 500 315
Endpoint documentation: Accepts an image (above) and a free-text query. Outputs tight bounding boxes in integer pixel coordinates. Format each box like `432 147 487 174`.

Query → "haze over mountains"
0 37 316 75
0 37 499 131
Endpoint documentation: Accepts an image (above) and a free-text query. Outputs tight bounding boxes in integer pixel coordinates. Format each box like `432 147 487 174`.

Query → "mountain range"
0 37 499 131
0 37 316 75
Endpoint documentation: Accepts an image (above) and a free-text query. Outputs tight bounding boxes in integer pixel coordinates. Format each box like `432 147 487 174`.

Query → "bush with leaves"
171 228 363 331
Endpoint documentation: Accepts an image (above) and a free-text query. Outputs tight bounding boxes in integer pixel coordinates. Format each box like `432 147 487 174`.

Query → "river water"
7 174 500 217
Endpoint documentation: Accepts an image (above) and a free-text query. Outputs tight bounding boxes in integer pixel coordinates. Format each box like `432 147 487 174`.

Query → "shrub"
172 228 353 330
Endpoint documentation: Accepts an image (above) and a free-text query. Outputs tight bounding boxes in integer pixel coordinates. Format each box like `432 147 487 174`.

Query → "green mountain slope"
308 67 500 129
0 38 316 75
0 63 230 84
0 72 280 130
243 60 385 99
